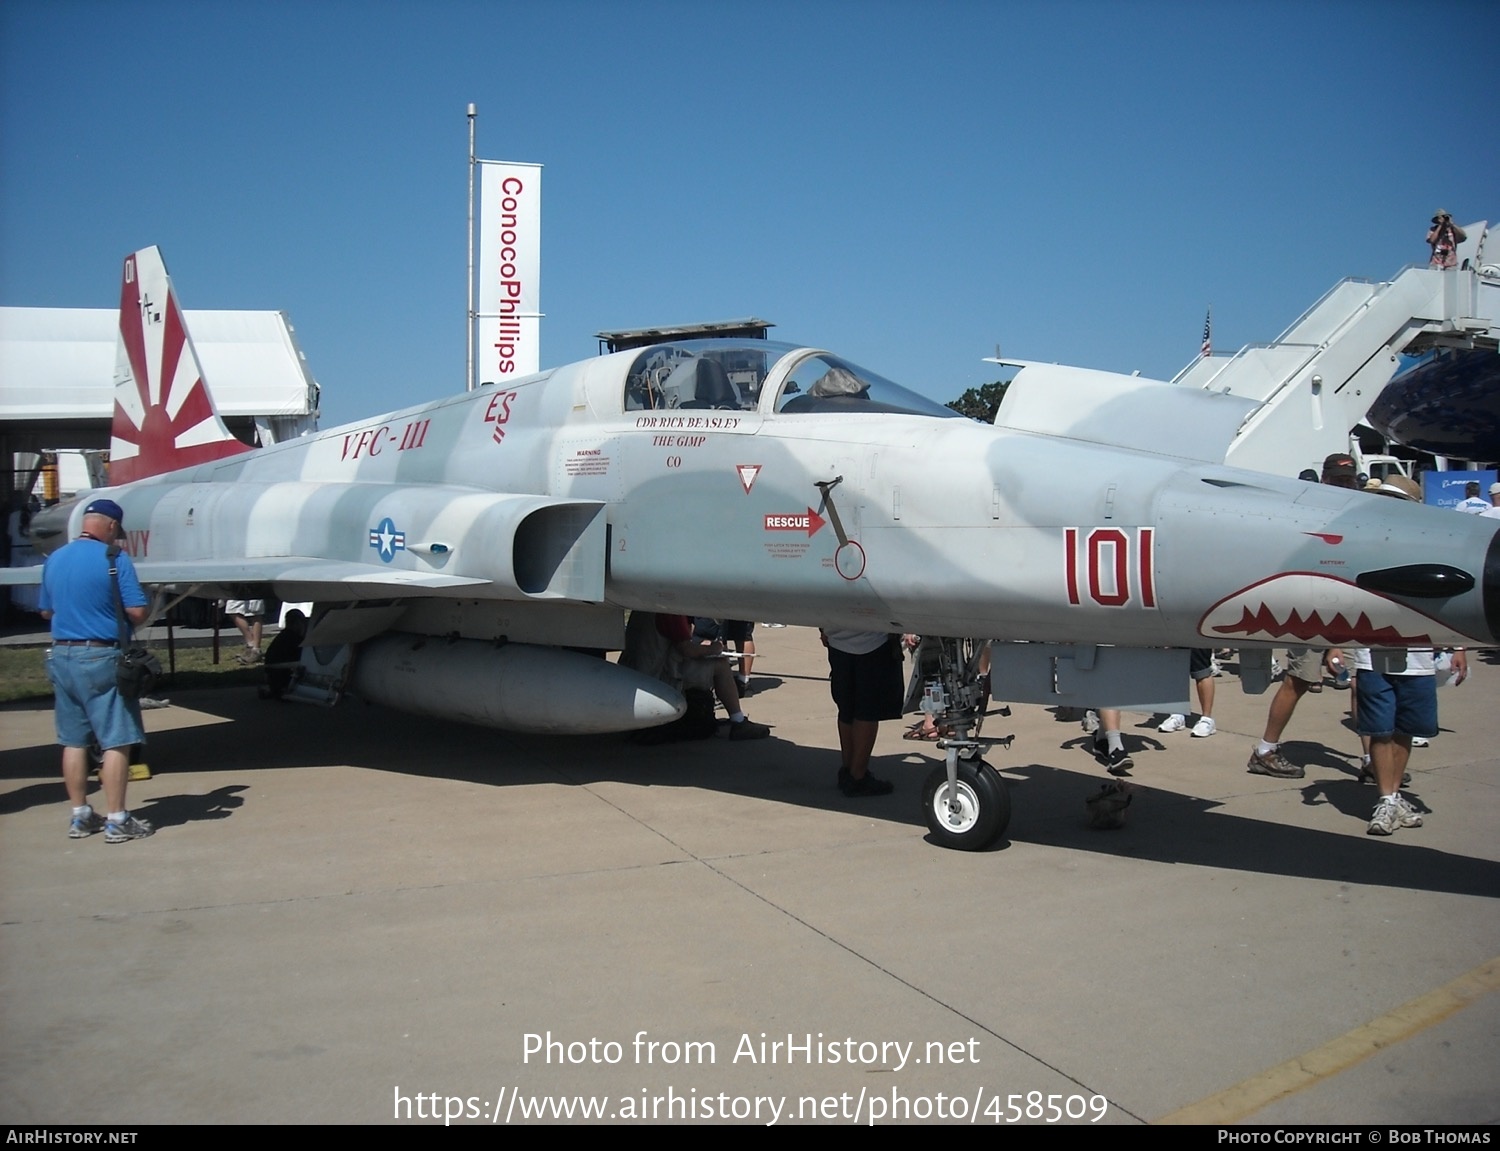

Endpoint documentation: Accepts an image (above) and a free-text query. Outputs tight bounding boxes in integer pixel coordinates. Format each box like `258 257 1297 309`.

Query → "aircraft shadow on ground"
2 690 1496 900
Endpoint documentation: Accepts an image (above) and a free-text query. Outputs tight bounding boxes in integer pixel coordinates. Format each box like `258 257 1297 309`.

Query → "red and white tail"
109 246 254 484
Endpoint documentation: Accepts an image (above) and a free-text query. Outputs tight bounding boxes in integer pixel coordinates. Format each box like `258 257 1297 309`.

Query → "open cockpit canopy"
623 339 961 420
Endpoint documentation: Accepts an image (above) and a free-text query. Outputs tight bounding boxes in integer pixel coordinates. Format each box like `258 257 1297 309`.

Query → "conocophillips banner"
477 161 541 381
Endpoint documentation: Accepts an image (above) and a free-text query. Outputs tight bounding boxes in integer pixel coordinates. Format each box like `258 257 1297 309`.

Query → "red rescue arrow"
763 508 826 536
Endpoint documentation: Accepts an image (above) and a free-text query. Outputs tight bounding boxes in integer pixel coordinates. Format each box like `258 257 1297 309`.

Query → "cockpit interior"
623 339 961 420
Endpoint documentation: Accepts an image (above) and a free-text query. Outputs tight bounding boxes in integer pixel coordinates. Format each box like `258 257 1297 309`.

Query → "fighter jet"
10 247 1498 849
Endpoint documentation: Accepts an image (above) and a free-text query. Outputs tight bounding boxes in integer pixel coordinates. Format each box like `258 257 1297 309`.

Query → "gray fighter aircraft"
10 248 1498 848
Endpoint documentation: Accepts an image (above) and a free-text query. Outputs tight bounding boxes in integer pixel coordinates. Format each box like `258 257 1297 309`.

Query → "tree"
946 380 1010 423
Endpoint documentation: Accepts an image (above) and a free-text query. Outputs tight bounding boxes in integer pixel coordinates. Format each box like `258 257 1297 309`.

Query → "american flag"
1200 308 1212 358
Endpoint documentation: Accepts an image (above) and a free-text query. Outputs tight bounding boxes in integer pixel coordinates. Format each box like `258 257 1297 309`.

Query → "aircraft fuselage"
91 339 1500 653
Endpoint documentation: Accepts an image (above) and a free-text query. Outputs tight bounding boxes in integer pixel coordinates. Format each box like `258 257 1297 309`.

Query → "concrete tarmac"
2 628 1496 1125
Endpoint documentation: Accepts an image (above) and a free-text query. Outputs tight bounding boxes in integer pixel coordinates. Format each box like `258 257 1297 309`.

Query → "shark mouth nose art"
1198 572 1471 647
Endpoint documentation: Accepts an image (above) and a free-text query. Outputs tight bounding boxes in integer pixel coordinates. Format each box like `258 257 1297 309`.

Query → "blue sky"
2 0 1495 427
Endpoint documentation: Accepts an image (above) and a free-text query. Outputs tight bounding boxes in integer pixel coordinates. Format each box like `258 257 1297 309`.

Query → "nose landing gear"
909 637 1010 850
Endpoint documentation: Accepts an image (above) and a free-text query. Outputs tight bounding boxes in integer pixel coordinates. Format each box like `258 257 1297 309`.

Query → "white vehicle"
1356 452 1413 484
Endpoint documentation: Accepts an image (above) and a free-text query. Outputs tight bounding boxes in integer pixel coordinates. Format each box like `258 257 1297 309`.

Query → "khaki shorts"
1284 647 1324 684
679 659 715 692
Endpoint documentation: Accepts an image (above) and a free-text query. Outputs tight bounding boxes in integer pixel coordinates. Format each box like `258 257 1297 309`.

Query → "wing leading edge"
131 557 492 597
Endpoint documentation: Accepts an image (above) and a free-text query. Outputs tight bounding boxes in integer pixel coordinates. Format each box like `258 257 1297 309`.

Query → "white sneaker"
1081 709 1100 734
1157 713 1186 734
1394 793 1424 827
1191 716 1217 738
1410 736 1430 748
104 814 154 843
1368 794 1422 836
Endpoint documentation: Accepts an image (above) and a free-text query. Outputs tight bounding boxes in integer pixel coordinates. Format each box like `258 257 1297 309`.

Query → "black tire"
922 760 1010 850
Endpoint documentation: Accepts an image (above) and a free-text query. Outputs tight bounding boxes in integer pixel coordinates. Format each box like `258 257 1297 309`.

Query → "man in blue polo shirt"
39 498 154 842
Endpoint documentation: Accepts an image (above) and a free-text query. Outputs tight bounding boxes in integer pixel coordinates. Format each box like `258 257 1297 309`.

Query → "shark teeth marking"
1200 573 1439 645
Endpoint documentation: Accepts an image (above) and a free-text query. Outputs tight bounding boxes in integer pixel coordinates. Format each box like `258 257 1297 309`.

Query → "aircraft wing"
0 556 492 593
132 557 493 593
8 486 611 605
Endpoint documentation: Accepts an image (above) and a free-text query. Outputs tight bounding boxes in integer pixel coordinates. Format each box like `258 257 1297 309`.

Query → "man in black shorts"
821 629 903 797
722 619 755 696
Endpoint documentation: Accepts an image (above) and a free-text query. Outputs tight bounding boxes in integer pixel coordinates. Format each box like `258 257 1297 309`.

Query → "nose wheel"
922 753 1009 851
908 636 1010 850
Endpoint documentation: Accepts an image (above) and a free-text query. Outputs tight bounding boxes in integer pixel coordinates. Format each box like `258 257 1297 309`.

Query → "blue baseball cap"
83 498 125 525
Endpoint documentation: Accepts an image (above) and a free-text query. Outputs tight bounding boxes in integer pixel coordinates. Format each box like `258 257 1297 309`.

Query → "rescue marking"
1064 527 1156 608
763 541 808 559
737 464 762 494
834 540 866 580
764 509 826 537
369 517 406 563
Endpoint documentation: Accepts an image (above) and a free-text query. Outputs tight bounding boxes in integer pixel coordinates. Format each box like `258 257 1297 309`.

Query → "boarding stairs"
1171 222 1498 476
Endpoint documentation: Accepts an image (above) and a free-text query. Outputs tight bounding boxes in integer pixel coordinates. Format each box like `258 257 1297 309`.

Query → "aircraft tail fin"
109 246 254 484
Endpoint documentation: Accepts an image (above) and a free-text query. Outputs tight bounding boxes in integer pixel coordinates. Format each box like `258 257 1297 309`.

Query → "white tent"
0 306 319 426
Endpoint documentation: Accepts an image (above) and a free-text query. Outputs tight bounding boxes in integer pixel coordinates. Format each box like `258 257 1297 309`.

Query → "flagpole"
466 102 477 392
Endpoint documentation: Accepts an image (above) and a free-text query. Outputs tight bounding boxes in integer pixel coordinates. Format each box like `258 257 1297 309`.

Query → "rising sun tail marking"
108 247 253 484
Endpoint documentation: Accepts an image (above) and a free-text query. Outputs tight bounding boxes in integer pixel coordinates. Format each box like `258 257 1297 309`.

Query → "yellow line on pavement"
1157 955 1500 1125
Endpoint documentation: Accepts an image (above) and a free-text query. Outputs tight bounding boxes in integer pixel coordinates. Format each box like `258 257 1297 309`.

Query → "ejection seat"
677 357 740 409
